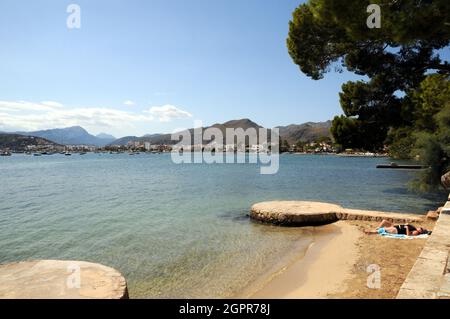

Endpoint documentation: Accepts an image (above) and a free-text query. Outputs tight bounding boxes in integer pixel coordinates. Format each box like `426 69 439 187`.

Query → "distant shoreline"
289 152 388 157
3 151 390 157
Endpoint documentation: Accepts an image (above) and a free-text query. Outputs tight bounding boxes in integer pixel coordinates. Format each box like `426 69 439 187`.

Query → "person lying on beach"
364 219 430 236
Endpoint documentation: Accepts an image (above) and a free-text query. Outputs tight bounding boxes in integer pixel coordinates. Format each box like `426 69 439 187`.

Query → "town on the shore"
0 138 387 157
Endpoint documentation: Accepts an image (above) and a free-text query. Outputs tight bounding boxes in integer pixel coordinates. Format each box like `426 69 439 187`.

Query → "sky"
0 0 448 138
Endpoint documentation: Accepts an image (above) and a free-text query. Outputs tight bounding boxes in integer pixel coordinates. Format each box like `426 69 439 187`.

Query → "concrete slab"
442 201 450 214
250 201 422 226
418 247 449 263
438 274 450 296
400 258 446 292
0 260 128 299
397 198 450 299
397 288 436 299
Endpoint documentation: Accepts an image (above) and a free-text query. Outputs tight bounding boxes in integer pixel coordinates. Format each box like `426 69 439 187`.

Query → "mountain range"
15 126 116 147
108 119 332 146
110 119 264 146
1 119 332 147
276 121 332 144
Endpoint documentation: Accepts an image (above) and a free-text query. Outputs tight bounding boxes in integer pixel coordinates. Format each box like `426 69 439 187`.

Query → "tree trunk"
441 171 450 190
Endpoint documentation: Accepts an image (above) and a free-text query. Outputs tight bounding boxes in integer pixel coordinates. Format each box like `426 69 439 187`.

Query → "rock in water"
442 171 450 190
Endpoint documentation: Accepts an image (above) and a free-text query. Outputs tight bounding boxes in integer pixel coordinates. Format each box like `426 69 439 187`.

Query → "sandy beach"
247 219 435 299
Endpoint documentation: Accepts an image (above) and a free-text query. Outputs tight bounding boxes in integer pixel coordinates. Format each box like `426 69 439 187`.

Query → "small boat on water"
0 151 12 156
64 152 72 156
376 162 426 169
79 152 87 155
33 153 41 156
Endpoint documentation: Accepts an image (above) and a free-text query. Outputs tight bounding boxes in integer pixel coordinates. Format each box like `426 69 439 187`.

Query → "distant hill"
4 119 332 148
109 133 179 146
210 119 262 131
95 133 116 145
96 133 115 139
109 135 140 146
109 119 263 146
277 121 332 144
137 133 173 145
108 118 331 146
17 126 115 147
0 134 60 151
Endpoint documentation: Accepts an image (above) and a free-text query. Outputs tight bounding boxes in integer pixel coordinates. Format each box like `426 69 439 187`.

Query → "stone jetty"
250 201 422 226
0 260 128 299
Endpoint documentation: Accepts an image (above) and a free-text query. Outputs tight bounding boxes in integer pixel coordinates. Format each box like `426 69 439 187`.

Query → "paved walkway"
397 195 450 299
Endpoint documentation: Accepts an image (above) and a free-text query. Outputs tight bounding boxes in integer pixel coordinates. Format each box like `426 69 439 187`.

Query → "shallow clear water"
0 153 444 297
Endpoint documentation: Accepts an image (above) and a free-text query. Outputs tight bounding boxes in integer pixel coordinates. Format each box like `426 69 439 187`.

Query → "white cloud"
41 101 64 108
0 100 63 112
0 100 193 135
147 104 192 122
0 100 154 133
123 100 135 106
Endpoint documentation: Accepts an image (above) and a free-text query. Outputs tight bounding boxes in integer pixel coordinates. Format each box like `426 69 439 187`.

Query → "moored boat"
376 162 426 169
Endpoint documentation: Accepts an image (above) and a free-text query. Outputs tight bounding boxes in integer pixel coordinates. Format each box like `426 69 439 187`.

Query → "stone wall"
397 194 450 299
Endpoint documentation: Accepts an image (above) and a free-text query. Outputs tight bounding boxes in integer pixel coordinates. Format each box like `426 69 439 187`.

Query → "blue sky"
0 0 448 138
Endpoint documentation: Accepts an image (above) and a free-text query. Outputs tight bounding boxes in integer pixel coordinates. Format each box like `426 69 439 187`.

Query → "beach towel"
379 232 429 239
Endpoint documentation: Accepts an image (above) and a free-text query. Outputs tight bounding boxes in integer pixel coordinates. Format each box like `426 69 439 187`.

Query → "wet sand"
249 221 360 298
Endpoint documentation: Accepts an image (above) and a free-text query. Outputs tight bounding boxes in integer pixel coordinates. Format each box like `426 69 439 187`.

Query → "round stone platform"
0 260 128 299
250 201 423 226
251 201 344 226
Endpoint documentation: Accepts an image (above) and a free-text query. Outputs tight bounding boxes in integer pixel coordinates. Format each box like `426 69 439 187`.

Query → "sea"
0 153 444 297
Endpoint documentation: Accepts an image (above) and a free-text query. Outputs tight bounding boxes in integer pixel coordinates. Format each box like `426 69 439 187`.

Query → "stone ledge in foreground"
0 260 128 299
397 201 450 299
250 201 423 226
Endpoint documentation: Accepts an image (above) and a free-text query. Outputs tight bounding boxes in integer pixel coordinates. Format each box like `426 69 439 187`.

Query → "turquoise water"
0 153 444 297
